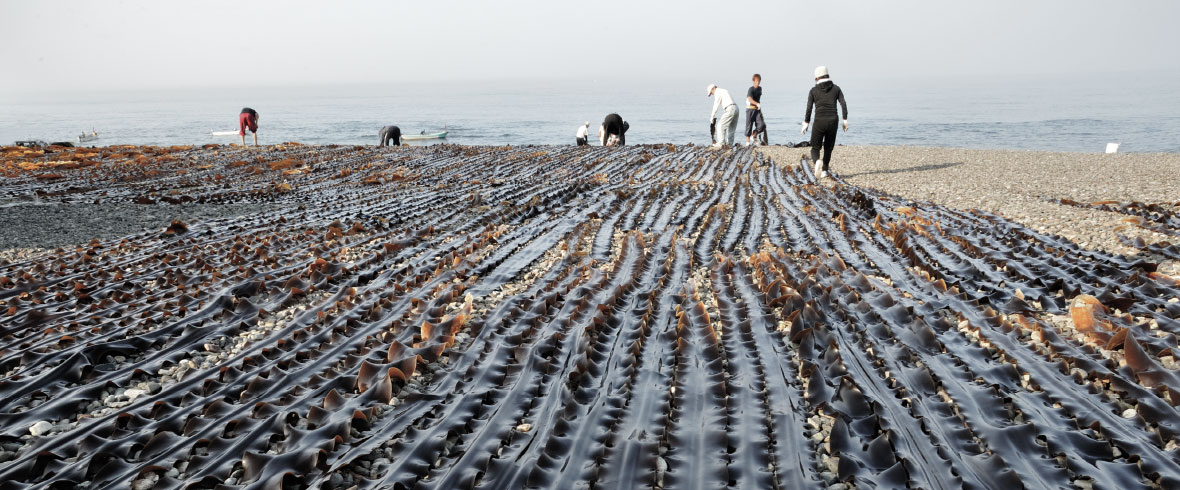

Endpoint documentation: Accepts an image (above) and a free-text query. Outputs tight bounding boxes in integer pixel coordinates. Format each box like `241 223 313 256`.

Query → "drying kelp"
1 143 1178 489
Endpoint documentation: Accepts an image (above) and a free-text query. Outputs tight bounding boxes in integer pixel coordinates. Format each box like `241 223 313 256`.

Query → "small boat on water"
402 130 448 141
78 130 99 143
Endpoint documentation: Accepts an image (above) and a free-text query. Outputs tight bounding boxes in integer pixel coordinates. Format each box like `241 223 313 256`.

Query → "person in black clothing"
599 113 629 146
378 125 402 147
745 74 767 146
800 66 849 179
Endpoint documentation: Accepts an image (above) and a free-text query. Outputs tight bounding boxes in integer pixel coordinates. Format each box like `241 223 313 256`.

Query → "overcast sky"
2 0 1178 94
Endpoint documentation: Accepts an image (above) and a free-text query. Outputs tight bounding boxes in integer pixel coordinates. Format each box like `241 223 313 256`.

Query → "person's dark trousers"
809 118 839 171
745 109 766 139
576 137 587 146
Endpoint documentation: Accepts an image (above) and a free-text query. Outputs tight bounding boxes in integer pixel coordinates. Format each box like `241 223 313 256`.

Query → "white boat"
402 131 447 141
78 130 99 143
211 130 240 136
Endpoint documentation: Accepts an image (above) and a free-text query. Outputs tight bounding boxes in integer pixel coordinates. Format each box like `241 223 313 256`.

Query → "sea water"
1 75 1177 152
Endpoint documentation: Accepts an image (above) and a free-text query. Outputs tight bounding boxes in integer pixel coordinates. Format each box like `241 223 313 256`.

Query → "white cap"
814 66 829 79
584 121 589 126
706 84 717 96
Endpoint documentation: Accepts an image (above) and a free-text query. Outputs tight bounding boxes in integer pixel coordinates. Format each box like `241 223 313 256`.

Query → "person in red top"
239 108 259 146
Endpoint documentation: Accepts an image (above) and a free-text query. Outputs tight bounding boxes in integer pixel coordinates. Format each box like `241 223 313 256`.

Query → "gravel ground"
760 145 1180 257
0 202 275 261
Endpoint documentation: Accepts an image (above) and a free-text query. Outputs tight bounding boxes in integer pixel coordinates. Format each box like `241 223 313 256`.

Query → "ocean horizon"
3 74 1178 153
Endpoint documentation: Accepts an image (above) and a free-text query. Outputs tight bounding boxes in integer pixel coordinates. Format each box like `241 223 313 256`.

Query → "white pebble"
29 421 52 437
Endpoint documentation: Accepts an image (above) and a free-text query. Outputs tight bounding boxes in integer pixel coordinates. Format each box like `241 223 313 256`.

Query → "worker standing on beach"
801 66 849 179
378 125 402 147
599 114 629 146
707 84 738 147
239 108 259 147
575 122 590 146
745 74 767 146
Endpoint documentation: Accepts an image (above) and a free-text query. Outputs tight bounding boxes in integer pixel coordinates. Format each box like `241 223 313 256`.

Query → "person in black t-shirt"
745 74 767 146
378 125 401 147
598 113 628 146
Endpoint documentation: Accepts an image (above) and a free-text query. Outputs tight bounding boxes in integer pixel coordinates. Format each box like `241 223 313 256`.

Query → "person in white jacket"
707 84 738 147
575 122 590 146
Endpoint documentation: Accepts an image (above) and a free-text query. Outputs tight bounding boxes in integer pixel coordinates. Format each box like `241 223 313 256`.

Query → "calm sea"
2 75 1178 152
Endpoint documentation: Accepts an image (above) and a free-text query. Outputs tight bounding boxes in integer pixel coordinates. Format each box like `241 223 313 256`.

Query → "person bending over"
707 84 738 147
800 66 848 179
745 74 767 146
599 114 629 146
239 107 259 147
378 125 402 147
575 122 590 146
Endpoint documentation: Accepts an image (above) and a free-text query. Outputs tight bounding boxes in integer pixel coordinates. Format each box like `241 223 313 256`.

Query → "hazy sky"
3 0 1178 94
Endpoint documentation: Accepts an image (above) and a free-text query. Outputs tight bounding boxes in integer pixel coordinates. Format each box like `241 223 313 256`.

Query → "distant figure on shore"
575 122 590 146
599 114 629 146
800 66 848 179
239 108 259 146
379 125 402 147
746 74 767 146
707 84 738 147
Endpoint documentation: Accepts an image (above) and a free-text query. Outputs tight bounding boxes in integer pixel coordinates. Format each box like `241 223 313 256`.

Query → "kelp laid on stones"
0 143 1178 489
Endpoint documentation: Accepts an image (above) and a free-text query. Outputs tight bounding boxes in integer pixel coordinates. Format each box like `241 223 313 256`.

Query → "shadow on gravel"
842 161 963 178
0 202 278 250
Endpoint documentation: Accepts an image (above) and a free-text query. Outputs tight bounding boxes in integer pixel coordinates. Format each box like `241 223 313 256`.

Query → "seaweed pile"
1 143 1179 489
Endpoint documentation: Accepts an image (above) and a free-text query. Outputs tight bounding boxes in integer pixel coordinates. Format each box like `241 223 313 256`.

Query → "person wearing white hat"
800 66 849 179
707 83 738 147
575 121 590 146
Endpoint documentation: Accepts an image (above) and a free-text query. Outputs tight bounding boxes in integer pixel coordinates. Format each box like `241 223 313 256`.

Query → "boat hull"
401 132 447 141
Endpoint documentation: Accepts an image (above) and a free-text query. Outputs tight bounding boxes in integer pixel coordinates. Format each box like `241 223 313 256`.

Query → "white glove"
842 119 849 132
800 122 809 135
